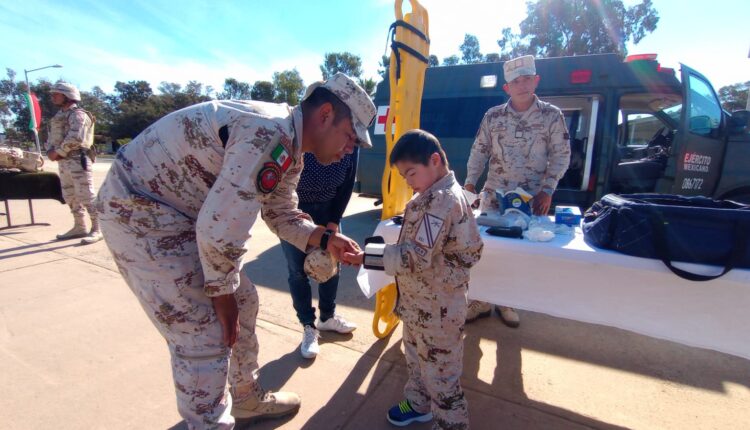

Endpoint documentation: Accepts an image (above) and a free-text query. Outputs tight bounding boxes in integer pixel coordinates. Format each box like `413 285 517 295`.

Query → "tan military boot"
80 217 103 245
496 306 520 328
56 217 87 240
80 230 103 245
466 300 492 323
232 390 301 420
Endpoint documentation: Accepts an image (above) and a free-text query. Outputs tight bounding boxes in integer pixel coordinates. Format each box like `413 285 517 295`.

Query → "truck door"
673 64 725 196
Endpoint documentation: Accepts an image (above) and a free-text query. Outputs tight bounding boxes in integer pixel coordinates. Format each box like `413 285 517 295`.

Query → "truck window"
612 92 682 193
540 96 600 191
687 74 722 137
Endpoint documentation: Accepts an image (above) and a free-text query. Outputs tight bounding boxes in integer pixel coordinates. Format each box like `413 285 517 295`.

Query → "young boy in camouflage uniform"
348 130 483 430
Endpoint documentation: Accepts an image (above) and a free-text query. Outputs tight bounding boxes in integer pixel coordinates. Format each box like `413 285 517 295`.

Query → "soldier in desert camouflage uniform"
96 73 375 429
46 82 101 245
349 130 483 430
464 55 571 327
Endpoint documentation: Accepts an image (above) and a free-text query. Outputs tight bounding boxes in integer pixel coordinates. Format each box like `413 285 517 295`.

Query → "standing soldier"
46 82 102 245
96 73 375 429
464 55 571 327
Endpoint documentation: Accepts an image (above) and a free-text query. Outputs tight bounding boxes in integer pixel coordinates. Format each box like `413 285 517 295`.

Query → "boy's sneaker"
300 325 320 359
316 314 357 334
465 300 492 323
386 400 433 427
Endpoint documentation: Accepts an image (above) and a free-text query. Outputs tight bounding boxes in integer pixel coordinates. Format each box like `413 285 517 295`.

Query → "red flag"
24 92 42 131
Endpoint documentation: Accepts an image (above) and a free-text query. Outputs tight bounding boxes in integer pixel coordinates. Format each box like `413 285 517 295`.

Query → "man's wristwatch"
320 229 334 251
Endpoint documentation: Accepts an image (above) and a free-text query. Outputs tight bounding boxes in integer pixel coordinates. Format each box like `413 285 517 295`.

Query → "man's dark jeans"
280 200 340 327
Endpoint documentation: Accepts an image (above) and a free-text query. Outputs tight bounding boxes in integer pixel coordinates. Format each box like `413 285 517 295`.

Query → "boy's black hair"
389 129 448 167
301 87 351 126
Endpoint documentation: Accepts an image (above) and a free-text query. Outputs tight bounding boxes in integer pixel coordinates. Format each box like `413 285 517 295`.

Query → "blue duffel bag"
582 194 750 281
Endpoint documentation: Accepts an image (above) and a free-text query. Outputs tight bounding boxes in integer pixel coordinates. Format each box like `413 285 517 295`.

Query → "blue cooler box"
555 206 582 226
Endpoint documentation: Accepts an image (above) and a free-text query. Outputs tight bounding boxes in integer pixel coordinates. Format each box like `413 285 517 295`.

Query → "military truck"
359 53 750 208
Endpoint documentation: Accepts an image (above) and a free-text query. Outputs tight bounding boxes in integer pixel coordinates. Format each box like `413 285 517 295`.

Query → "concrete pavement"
1 160 748 429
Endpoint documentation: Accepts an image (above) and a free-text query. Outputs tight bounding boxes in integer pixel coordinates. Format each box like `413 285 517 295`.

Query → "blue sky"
2 0 748 95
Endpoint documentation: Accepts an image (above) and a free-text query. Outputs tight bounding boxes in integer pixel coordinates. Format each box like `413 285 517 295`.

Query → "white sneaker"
300 325 320 359
316 314 357 334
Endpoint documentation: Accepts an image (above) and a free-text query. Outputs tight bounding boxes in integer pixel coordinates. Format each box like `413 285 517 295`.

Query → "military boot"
465 300 492 323
232 388 301 420
56 216 87 240
80 216 103 245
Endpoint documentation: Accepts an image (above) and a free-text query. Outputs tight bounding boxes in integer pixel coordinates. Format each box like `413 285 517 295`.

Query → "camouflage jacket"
466 96 571 195
110 100 317 296
383 172 483 314
46 103 95 157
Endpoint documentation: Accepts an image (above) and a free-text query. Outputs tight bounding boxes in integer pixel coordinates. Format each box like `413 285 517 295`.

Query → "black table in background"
0 170 65 230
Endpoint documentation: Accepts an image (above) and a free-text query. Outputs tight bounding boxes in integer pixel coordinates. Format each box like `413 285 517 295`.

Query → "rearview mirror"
728 110 750 134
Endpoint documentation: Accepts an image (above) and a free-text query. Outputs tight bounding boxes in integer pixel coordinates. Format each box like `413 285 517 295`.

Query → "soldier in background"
96 73 374 429
464 55 571 327
46 82 101 245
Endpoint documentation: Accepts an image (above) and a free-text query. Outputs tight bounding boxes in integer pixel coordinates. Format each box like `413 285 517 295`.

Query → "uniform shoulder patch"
257 162 282 193
271 144 291 172
415 213 445 249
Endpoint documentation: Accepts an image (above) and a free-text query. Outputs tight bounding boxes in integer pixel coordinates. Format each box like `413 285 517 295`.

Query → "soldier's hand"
47 149 61 161
342 250 364 266
211 293 239 347
532 191 552 215
327 233 361 263
464 183 476 193
326 222 339 233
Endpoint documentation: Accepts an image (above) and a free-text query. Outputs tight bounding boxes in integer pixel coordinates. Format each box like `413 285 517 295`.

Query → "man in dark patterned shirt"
281 146 359 359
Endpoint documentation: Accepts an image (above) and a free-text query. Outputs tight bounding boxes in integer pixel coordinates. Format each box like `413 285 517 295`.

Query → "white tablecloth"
360 219 750 359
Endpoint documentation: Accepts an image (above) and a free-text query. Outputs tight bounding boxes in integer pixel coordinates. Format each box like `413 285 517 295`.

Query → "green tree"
485 53 501 63
378 55 390 79
320 52 363 80
250 80 275 102
80 86 114 137
442 55 460 66
113 80 153 105
219 78 252 100
718 81 750 112
460 34 483 64
273 70 304 105
428 55 439 67
498 0 659 59
358 78 377 97
158 82 182 96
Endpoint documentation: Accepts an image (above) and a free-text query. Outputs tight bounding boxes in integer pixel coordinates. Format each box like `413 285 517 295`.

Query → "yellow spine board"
373 0 430 339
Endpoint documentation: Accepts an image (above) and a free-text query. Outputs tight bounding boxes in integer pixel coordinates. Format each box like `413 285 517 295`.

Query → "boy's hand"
342 250 364 266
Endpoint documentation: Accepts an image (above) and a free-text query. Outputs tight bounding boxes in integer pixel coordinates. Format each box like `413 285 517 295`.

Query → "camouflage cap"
302 72 376 149
503 55 536 83
50 82 81 102
303 248 339 283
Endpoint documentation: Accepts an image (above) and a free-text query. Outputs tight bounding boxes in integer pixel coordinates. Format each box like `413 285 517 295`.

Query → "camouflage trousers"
58 156 96 222
96 169 261 430
401 286 470 430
